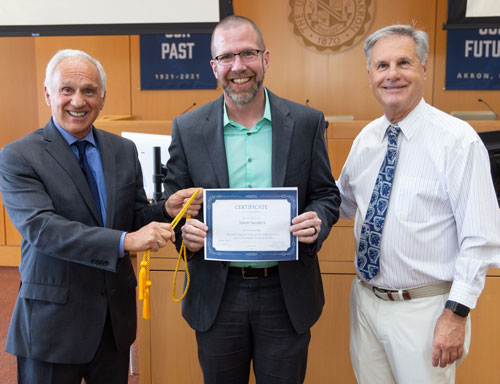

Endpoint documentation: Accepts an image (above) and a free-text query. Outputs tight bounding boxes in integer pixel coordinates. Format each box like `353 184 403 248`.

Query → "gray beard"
223 78 263 105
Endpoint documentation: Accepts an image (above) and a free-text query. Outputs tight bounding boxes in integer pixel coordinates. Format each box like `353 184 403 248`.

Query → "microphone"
478 98 498 120
152 146 163 203
180 102 197 115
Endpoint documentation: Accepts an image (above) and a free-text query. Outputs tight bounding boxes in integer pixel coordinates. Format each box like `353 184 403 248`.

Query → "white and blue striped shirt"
338 99 500 308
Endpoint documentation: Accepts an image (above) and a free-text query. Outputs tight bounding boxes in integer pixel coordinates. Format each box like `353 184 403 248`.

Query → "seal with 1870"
289 0 375 53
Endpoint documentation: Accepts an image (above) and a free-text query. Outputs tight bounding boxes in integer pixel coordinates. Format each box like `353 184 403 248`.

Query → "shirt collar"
52 117 97 147
223 87 272 130
380 98 425 142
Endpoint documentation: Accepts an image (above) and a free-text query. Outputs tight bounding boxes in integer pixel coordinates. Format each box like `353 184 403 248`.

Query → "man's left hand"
431 309 467 368
290 211 322 244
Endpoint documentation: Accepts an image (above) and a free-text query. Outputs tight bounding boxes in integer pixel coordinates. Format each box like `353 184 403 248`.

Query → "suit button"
100 289 106 296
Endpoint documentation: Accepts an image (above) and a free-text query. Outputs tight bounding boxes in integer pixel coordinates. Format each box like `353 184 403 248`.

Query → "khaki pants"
350 277 471 384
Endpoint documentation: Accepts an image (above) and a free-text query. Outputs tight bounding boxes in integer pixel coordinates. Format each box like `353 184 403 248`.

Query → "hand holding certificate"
204 188 298 262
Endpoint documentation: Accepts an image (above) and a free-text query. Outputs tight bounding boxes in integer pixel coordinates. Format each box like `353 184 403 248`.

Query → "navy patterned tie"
74 140 102 221
357 124 401 281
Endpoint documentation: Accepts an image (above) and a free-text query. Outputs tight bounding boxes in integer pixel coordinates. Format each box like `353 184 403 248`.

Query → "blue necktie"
357 124 401 281
74 140 102 222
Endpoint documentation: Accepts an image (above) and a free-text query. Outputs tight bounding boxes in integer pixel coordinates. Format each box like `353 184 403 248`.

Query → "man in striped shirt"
338 24 500 383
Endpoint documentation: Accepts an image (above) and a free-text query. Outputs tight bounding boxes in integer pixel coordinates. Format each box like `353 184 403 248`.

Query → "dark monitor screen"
478 130 500 206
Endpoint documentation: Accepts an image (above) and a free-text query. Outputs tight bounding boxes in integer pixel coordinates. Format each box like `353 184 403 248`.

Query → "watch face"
446 300 469 317
445 301 457 311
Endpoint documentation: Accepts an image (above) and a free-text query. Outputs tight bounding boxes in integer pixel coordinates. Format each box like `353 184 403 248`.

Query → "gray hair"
44 49 107 96
364 25 429 69
211 15 266 58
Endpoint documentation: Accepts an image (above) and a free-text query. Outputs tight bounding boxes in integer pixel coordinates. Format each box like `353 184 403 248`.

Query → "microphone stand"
152 146 166 203
478 98 499 120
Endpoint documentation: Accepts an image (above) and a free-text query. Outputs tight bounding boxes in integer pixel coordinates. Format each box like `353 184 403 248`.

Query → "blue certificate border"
204 188 298 261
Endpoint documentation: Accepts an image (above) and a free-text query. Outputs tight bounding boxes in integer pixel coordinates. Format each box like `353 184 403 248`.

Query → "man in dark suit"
163 15 340 384
0 49 199 384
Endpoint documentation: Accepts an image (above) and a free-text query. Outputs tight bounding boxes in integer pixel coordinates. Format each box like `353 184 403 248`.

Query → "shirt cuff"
448 280 483 309
119 232 127 259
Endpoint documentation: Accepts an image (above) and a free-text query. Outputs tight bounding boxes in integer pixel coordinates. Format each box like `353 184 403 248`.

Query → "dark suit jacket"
164 90 340 334
0 120 165 364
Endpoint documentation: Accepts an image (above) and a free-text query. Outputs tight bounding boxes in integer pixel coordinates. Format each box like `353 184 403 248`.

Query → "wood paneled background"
1 1 499 381
0 0 498 150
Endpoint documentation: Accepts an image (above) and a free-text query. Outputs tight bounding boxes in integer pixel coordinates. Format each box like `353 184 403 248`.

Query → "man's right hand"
165 187 203 219
181 218 208 253
124 221 175 252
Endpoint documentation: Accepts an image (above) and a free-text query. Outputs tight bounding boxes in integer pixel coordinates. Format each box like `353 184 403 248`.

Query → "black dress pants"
196 272 311 384
17 310 130 384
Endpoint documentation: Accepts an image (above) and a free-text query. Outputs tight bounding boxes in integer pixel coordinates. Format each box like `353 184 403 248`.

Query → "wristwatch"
445 300 470 317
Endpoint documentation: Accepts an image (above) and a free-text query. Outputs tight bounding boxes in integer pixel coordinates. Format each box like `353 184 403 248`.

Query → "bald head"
211 15 266 58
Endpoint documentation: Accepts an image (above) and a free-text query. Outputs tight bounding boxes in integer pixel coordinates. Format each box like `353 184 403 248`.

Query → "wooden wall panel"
5 215 21 246
328 139 353 179
308 274 356 383
0 37 39 147
319 225 356 262
148 270 203 384
0 36 37 263
124 0 443 121
0 0 497 142
456 277 500 383
33 35 132 128
233 0 437 120
432 0 500 115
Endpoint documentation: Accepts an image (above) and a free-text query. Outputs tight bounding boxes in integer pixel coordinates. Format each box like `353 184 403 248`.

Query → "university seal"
289 0 374 53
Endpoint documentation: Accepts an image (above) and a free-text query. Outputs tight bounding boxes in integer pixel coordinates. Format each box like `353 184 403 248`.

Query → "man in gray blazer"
163 15 340 384
0 49 198 384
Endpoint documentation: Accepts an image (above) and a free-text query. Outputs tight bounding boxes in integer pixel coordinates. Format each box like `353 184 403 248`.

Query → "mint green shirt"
223 89 277 268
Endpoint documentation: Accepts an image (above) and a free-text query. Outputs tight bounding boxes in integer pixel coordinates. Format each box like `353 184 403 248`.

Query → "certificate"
204 188 298 262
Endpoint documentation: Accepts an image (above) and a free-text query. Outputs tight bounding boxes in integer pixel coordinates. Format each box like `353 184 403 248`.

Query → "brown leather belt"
360 279 452 301
229 266 279 280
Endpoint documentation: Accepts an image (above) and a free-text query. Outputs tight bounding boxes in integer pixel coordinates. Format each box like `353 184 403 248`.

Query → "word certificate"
204 188 298 262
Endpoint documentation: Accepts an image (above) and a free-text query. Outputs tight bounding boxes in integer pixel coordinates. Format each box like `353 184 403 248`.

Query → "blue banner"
445 28 500 90
140 33 217 90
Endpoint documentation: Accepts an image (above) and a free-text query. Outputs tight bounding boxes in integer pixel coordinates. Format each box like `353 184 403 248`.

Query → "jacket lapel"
202 96 230 188
43 121 103 225
269 91 293 187
95 129 115 228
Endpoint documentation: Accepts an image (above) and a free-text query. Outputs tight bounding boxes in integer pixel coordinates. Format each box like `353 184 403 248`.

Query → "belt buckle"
372 286 411 301
241 267 259 280
372 286 388 301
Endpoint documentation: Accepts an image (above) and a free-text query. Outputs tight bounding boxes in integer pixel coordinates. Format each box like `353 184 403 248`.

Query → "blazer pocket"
19 282 69 304
117 181 135 192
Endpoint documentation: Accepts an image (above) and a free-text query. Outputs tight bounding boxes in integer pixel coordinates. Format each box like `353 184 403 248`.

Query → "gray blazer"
0 120 165 364
164 90 340 334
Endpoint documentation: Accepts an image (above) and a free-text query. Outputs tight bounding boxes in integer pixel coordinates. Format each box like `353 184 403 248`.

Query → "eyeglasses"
213 49 263 66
